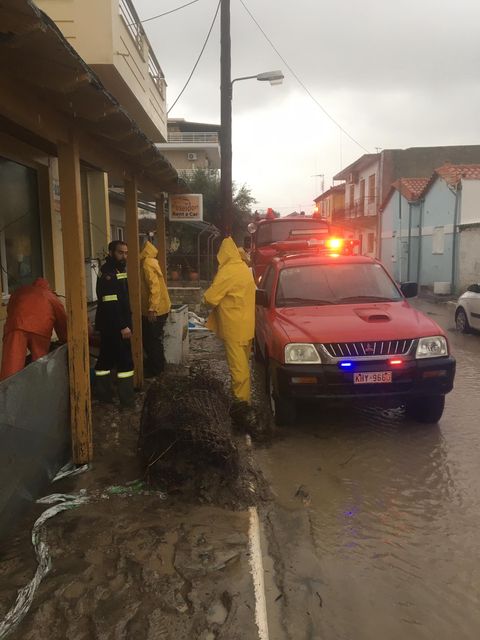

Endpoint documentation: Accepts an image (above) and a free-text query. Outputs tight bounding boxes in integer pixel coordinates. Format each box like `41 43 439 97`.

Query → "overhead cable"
141 0 202 24
238 0 370 154
167 0 221 114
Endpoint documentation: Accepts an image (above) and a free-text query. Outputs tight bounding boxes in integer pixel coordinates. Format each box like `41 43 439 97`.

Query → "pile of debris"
138 368 249 505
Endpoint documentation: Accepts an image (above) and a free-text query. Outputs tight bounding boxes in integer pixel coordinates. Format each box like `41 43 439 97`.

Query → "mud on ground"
0 333 268 640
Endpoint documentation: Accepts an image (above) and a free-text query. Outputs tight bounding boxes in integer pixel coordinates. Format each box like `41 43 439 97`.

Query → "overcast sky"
137 0 480 213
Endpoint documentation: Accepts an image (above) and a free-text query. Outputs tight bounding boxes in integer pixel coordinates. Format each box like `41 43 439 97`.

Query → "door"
468 292 480 329
256 266 276 356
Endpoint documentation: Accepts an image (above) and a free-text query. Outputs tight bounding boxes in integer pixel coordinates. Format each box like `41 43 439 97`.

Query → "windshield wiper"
277 297 333 306
338 295 396 303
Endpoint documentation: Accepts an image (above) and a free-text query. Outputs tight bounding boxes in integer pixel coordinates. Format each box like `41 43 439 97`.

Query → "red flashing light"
325 237 344 251
389 359 403 366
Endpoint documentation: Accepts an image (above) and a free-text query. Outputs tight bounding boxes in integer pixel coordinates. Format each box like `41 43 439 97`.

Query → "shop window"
0 158 43 299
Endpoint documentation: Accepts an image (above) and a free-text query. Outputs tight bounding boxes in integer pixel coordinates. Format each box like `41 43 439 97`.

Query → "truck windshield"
276 263 402 307
256 219 328 247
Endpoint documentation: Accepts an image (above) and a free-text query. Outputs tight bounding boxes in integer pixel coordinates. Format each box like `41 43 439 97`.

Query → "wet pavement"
255 300 480 640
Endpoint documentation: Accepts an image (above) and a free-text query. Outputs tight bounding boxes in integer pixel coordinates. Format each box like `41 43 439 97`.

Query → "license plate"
353 371 392 384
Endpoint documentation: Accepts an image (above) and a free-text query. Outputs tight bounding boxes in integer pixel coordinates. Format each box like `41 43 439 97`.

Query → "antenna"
311 174 325 194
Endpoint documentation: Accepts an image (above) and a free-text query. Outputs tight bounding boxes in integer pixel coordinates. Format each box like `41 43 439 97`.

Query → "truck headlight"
416 336 448 359
285 343 321 364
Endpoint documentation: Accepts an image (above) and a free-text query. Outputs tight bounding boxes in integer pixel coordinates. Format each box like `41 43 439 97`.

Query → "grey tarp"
0 346 70 539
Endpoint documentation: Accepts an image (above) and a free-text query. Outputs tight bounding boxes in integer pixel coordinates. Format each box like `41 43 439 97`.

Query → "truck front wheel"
405 395 445 424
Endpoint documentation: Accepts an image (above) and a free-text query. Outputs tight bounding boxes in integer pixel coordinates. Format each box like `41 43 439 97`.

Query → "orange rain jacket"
3 278 68 341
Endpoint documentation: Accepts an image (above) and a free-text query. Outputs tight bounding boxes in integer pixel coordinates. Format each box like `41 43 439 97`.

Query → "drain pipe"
416 199 424 286
451 184 461 295
407 202 412 280
398 184 402 281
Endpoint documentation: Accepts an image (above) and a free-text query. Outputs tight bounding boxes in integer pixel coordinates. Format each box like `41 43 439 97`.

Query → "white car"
455 284 480 332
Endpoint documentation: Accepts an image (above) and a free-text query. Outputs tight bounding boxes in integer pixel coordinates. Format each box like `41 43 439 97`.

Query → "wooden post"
156 195 168 277
125 178 143 389
57 133 93 464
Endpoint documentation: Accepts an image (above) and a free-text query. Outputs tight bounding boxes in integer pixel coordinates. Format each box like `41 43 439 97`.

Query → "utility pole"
220 0 232 237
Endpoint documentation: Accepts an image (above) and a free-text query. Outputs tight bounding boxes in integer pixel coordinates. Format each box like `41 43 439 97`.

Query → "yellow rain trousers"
140 241 171 316
204 238 256 403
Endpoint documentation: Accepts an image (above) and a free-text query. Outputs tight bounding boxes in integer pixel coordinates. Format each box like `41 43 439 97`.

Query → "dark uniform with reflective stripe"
94 256 134 379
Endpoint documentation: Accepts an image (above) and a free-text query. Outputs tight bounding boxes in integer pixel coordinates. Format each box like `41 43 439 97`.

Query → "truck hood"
276 301 444 343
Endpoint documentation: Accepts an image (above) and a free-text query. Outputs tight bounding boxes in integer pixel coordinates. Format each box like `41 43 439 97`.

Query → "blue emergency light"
339 362 353 368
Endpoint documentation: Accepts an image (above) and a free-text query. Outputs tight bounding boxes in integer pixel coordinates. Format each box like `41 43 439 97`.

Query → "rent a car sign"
169 194 203 222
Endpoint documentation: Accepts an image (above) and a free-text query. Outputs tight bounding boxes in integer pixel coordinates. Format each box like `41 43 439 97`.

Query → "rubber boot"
117 376 135 409
94 374 114 403
230 401 256 430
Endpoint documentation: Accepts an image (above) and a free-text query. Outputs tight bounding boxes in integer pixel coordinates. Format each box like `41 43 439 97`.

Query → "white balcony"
168 132 220 144
36 0 168 142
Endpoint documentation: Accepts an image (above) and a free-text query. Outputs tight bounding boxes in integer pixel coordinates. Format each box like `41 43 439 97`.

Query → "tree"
181 169 256 242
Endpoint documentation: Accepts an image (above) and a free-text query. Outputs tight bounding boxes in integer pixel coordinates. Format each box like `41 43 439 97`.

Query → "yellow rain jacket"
140 241 171 316
204 238 256 403
238 247 251 266
204 238 256 342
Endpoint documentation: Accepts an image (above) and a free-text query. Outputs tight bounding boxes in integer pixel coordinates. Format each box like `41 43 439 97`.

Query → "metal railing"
148 50 165 98
119 0 144 58
168 132 220 144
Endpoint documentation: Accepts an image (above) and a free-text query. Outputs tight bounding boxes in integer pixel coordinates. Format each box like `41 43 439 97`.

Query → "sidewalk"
0 334 263 640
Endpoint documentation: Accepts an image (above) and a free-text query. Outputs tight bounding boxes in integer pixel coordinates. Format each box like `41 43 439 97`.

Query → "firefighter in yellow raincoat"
204 238 256 409
140 240 171 376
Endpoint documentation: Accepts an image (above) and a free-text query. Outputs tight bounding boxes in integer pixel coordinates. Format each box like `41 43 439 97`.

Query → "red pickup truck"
255 248 456 426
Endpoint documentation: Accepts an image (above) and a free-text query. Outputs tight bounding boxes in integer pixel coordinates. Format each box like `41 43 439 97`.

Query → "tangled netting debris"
138 367 240 490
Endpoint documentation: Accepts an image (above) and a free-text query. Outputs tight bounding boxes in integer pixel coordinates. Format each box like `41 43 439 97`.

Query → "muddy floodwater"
256 301 480 640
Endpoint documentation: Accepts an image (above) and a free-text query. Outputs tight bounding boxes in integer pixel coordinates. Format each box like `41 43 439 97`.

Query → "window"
368 174 376 206
367 233 375 254
261 266 276 304
348 184 355 216
432 226 445 254
0 157 43 298
276 263 401 307
117 227 125 241
359 179 366 214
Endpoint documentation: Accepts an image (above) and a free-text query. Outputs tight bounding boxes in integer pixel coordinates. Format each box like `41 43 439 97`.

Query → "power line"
140 0 202 24
167 0 221 114
238 0 370 154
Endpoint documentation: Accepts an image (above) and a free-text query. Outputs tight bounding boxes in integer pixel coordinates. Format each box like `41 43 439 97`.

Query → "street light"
220 68 284 236
231 70 285 89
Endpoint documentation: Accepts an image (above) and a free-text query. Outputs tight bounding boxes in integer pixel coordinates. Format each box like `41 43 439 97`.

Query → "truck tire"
267 361 296 426
405 395 445 424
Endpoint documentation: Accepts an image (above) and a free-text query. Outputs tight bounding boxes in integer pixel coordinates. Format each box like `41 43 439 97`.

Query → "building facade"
334 145 480 259
314 184 346 223
380 165 480 293
157 119 221 178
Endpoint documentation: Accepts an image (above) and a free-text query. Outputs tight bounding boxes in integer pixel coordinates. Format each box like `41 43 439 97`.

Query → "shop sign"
169 194 203 222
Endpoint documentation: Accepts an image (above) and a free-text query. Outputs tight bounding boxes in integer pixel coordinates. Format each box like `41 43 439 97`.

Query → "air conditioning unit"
348 172 359 184
187 152 197 161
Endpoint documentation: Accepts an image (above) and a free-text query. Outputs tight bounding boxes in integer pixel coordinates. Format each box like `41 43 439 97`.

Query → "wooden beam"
125 178 144 389
156 195 168 277
57 132 93 464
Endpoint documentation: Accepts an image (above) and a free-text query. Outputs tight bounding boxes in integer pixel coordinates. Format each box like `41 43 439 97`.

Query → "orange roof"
435 163 480 186
392 178 429 202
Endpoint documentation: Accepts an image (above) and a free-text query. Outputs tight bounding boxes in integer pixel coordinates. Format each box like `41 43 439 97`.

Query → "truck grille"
322 339 414 358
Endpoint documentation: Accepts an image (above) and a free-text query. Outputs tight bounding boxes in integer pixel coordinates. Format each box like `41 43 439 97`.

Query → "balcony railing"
168 132 219 144
119 0 144 58
345 200 377 219
119 0 166 97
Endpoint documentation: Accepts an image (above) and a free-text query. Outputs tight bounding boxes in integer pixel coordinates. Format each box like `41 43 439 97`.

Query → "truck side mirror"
256 289 268 307
400 282 418 298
